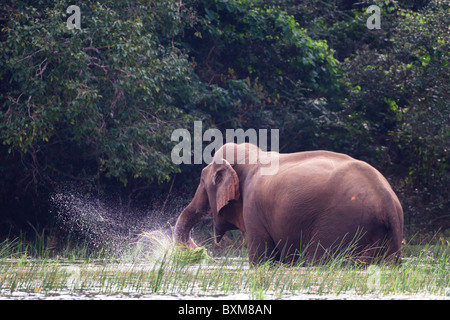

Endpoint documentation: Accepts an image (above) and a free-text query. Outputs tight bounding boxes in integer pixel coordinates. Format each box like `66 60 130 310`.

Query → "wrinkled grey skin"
173 143 403 265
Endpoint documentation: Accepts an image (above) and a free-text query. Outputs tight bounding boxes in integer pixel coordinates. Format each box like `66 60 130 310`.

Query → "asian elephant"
173 143 403 265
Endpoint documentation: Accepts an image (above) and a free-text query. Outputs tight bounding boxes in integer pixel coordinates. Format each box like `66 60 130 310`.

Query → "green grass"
0 234 449 299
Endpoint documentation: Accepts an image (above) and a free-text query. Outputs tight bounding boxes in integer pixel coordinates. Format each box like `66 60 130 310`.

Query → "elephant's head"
173 157 241 248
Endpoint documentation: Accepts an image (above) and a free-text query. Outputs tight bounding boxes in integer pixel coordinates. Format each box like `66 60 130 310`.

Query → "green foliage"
182 0 342 152
0 0 199 231
0 0 195 187
0 0 448 235
194 0 339 90
339 0 449 228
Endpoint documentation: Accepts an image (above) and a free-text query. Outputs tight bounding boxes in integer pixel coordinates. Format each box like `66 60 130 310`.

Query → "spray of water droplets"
50 186 191 260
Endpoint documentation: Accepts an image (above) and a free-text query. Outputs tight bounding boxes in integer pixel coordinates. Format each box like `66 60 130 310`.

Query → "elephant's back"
274 151 397 201
260 151 367 202
253 151 402 249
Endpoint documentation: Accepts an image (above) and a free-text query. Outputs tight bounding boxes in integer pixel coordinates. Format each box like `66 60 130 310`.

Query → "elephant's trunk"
173 205 205 249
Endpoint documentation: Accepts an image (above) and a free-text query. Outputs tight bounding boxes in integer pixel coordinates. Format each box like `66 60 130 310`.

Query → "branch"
35 58 48 78
428 215 450 225
16 48 44 63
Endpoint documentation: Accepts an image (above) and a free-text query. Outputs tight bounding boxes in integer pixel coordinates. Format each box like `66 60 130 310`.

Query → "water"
1 251 448 300
50 186 189 258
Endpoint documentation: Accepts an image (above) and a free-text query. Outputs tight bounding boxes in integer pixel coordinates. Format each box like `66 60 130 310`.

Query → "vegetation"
0 0 449 242
0 235 448 299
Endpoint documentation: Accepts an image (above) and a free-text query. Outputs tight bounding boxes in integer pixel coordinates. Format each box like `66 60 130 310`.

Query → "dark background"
0 0 448 247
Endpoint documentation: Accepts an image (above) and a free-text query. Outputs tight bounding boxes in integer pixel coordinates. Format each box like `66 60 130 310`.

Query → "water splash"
127 230 175 262
132 230 210 264
50 186 189 260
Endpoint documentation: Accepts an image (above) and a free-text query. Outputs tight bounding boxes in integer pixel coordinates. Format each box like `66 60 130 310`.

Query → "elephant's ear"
213 160 240 214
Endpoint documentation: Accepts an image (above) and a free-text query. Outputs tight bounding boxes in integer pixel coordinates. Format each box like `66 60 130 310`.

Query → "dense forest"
0 0 448 243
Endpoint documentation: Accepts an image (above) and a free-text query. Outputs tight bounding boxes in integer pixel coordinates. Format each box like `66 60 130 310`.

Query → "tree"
340 0 449 230
0 0 196 230
181 0 342 152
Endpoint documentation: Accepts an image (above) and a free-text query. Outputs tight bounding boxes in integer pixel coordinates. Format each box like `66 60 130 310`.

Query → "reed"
0 235 448 299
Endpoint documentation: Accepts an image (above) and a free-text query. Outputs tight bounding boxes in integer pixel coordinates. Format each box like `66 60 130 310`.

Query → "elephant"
173 143 403 265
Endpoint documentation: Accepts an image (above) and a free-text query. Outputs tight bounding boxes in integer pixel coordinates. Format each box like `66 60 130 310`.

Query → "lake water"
0 257 448 300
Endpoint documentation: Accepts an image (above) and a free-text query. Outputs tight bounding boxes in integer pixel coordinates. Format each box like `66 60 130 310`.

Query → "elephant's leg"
243 201 279 265
304 240 326 265
246 230 278 266
249 239 277 265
